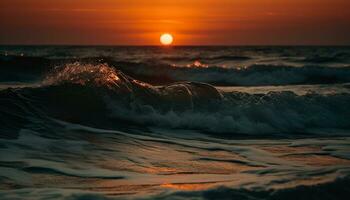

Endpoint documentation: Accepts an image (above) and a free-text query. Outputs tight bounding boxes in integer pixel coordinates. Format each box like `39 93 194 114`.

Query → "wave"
2 55 350 86
1 63 350 137
111 59 350 86
301 52 350 63
160 55 251 62
142 64 350 86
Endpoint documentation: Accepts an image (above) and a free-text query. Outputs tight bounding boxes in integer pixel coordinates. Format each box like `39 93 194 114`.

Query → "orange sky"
1 0 350 45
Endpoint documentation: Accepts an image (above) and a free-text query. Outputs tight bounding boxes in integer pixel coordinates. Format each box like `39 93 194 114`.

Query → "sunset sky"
1 0 350 45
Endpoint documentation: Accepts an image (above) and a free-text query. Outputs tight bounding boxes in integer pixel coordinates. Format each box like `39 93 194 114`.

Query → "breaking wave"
1 63 350 137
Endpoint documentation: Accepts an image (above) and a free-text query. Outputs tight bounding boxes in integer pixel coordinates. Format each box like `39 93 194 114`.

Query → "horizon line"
1 44 350 47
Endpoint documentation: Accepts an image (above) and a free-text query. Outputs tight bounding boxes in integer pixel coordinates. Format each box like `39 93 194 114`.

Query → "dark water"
0 46 350 199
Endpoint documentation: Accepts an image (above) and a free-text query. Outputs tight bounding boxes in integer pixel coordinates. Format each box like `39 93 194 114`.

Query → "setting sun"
160 33 173 45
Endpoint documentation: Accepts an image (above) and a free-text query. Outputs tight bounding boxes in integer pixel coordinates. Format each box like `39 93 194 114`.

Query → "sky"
1 0 350 45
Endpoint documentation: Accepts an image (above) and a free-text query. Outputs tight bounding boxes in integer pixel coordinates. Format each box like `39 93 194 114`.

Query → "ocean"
0 46 350 200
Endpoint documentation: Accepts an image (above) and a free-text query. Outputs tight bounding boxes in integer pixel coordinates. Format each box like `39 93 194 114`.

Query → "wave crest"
43 63 145 92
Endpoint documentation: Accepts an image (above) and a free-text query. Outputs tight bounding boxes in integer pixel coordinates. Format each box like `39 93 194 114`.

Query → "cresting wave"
1 63 350 137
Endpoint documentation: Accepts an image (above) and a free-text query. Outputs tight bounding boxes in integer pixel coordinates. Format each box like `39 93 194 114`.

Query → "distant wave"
113 60 350 86
1 63 350 137
160 55 251 62
301 52 350 63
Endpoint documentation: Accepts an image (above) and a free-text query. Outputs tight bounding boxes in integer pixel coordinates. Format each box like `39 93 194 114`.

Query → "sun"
160 33 173 45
